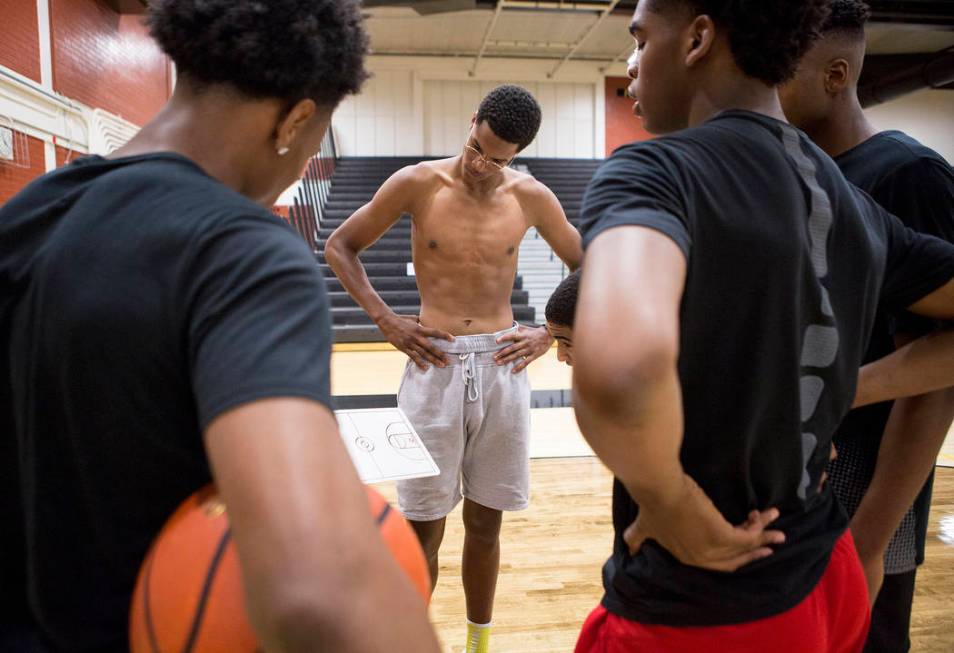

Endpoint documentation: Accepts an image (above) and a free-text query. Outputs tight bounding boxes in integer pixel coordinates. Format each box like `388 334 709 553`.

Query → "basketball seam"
143 547 162 653
181 528 233 653
376 503 392 526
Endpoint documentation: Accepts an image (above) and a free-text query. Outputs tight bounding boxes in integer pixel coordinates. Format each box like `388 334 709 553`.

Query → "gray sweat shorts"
396 323 531 521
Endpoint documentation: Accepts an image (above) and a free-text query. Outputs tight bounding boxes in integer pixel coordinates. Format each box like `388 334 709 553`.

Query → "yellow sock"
465 619 491 653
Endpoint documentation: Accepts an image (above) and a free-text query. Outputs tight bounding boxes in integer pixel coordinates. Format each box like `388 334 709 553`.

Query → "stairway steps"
322 276 524 293
317 251 411 264
327 289 529 308
319 228 413 239
332 305 535 325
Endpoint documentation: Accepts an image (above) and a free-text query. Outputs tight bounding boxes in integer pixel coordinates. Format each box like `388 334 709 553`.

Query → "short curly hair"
148 0 369 107
648 0 831 85
475 85 542 151
820 0 870 38
545 270 581 328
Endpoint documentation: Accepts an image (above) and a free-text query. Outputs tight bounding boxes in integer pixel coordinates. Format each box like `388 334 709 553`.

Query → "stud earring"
277 146 290 156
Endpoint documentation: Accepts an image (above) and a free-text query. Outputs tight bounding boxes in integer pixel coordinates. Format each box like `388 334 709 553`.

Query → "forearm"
854 327 954 408
324 241 394 324
207 400 440 653
850 386 954 558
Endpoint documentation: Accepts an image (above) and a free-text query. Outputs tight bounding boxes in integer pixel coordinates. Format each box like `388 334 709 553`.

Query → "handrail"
287 126 339 252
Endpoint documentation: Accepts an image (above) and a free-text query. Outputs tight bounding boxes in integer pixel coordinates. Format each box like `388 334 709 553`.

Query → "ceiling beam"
599 42 633 73
470 0 506 76
859 49 954 106
547 0 622 77
868 0 954 27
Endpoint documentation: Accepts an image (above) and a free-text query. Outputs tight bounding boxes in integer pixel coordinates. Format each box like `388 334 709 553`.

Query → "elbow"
323 232 350 272
255 588 338 651
573 337 677 413
250 562 368 650
249 546 423 651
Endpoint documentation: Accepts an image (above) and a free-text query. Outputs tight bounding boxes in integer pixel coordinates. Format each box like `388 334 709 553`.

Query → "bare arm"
572 226 782 571
851 376 954 602
905 277 954 320
854 327 954 408
527 181 583 271
324 166 453 369
848 277 954 601
493 181 582 371
205 398 440 653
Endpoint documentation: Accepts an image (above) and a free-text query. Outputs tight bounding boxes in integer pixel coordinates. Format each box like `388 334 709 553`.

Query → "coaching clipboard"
335 407 440 484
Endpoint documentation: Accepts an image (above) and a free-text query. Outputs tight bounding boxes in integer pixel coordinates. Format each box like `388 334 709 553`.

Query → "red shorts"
575 531 870 653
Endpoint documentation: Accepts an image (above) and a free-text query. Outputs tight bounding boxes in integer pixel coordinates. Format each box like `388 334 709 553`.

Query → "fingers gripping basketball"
130 485 430 653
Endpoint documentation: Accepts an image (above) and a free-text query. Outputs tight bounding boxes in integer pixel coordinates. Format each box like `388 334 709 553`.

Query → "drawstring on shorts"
460 352 479 402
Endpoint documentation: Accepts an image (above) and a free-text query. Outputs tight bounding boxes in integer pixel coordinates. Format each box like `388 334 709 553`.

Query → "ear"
685 15 716 68
824 58 851 95
470 112 477 127
274 98 318 154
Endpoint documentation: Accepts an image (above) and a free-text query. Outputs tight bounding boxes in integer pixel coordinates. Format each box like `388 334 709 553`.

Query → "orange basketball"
129 484 429 653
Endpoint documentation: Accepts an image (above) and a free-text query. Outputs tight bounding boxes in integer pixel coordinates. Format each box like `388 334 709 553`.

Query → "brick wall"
56 144 79 168
0 0 42 83
50 0 170 127
0 133 46 205
604 76 653 156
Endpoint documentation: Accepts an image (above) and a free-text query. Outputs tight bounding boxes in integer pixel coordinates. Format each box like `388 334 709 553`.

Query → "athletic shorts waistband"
430 322 519 354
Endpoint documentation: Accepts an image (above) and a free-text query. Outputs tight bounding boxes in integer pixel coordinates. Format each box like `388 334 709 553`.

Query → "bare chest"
411 189 529 268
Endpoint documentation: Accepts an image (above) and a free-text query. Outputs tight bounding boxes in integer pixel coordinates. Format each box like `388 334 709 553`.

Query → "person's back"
1 2 441 652
582 109 952 623
2 154 319 649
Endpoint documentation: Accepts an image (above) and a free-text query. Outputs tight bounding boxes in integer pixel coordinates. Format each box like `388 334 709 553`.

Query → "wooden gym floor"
346 346 954 652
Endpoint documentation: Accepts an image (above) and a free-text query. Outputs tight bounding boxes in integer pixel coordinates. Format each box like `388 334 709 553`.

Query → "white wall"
423 79 594 158
333 69 418 156
864 89 954 164
333 56 606 158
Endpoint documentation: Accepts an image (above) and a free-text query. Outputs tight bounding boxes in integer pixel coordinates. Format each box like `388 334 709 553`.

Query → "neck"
688 77 787 128
112 84 278 202
687 55 788 128
458 157 506 195
803 95 878 159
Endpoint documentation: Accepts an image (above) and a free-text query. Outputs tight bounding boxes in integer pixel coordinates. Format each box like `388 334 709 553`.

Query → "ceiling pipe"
547 0 622 78
471 0 506 76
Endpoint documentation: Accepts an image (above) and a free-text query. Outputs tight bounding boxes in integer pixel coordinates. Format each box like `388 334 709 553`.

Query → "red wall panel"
605 76 653 156
0 133 46 205
0 0 42 83
50 0 170 127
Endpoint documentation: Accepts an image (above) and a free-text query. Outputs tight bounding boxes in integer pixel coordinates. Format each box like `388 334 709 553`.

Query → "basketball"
129 484 430 653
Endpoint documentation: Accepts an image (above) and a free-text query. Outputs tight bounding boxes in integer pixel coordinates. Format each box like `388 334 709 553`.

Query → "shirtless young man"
325 85 582 653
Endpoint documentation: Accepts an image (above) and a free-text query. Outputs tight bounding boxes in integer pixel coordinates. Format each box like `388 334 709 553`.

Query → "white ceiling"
365 7 633 59
365 6 954 60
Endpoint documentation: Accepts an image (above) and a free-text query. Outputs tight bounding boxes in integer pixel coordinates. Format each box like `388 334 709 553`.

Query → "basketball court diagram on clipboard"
335 408 440 484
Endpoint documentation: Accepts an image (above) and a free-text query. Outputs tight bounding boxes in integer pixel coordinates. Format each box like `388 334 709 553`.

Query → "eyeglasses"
463 143 510 171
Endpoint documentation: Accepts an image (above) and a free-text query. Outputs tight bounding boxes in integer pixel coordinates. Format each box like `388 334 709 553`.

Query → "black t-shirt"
0 153 333 652
830 131 954 568
579 111 954 626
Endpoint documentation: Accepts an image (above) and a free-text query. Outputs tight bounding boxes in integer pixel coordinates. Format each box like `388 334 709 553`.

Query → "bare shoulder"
377 160 450 212
391 160 448 191
509 170 564 223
